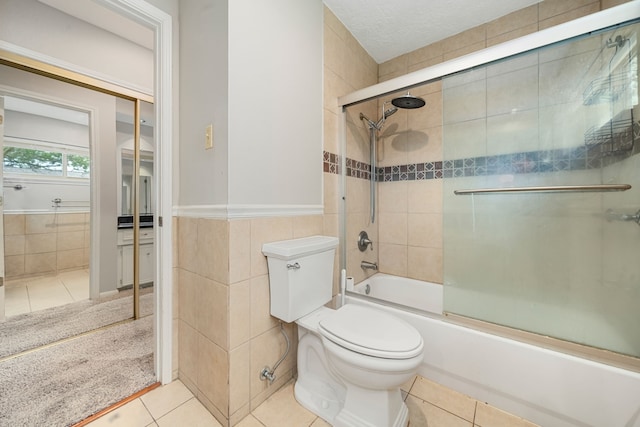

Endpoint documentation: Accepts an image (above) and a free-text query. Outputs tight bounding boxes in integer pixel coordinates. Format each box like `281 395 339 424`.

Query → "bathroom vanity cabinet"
117 227 154 288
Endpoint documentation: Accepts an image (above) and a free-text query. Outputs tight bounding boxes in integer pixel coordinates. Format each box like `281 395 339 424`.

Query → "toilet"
262 236 424 427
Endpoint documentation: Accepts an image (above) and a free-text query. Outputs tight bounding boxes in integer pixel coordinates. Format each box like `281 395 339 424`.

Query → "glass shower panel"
443 22 640 358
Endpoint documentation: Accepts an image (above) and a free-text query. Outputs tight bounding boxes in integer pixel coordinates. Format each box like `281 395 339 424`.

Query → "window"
3 144 90 179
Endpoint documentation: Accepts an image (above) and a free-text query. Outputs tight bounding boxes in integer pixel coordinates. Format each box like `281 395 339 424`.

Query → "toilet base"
333 384 409 427
294 377 342 424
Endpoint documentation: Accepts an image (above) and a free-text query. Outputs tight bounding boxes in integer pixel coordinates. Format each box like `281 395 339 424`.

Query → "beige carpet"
0 291 153 359
0 315 155 426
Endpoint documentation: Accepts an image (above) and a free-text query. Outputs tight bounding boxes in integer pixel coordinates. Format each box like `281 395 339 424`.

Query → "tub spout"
361 260 378 271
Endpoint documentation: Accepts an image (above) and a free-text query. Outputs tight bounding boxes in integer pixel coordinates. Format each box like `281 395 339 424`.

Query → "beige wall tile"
250 275 278 338
408 180 442 214
25 233 56 254
229 342 251 415
57 249 85 270
178 320 198 386
378 213 408 245
323 172 339 215
172 216 179 268
538 0 596 21
57 230 85 251
250 217 293 277
197 218 229 284
5 255 25 277
229 219 251 285
172 318 179 376
4 214 25 235
179 269 198 329
293 215 323 238
197 335 229 417
197 275 229 349
539 3 599 30
378 243 407 276
5 235 25 256
24 252 56 274
250 324 297 401
378 181 407 213
407 41 445 69
444 26 486 55
487 5 538 39
602 0 631 7
408 214 442 248
324 110 339 154
408 246 443 283
56 213 86 232
178 217 199 273
229 280 251 349
487 23 539 47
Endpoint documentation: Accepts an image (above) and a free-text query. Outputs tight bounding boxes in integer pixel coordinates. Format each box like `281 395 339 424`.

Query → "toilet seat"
318 304 423 359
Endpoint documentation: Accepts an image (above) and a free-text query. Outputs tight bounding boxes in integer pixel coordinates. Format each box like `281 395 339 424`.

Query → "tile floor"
4 269 89 317
85 375 539 427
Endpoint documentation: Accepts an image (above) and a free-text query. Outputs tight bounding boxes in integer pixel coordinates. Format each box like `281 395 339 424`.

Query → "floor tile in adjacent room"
27 281 74 311
4 286 30 317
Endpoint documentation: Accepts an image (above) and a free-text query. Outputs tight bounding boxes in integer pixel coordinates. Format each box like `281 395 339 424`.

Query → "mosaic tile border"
323 117 638 182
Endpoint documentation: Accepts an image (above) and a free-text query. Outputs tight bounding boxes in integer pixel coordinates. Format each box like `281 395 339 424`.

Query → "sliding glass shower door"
442 21 640 358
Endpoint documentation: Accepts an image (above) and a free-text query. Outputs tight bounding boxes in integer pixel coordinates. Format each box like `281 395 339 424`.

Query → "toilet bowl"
262 236 424 427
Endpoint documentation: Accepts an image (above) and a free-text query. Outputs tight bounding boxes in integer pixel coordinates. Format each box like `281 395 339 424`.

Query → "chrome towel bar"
454 184 631 195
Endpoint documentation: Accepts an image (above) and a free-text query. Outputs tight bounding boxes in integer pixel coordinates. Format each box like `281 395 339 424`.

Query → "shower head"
383 107 398 119
392 93 426 109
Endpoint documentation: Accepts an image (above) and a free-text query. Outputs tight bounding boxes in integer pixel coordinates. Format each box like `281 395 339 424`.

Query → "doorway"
0 0 173 384
0 63 153 352
1 92 93 318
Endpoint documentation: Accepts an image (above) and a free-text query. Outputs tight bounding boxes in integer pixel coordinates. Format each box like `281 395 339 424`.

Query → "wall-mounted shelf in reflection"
453 184 632 195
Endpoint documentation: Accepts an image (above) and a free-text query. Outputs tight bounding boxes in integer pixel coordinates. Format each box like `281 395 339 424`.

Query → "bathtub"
347 273 640 427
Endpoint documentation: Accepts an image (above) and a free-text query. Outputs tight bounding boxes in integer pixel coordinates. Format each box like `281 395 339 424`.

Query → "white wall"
0 0 154 94
178 0 229 206
228 0 323 208
178 0 323 212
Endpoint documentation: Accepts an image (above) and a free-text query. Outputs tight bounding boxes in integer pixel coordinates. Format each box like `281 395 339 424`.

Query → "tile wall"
336 0 634 286
4 212 90 278
175 215 337 426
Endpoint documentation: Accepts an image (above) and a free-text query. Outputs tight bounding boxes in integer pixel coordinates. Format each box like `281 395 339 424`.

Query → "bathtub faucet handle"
358 231 373 252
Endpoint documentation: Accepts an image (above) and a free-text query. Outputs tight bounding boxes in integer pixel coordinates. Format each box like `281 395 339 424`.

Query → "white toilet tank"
262 236 339 322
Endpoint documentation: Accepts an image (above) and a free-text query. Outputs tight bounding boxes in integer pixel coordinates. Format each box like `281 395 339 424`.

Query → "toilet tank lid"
262 235 339 260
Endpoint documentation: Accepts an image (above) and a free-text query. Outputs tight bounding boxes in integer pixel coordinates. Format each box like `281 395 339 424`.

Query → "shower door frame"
337 1 640 373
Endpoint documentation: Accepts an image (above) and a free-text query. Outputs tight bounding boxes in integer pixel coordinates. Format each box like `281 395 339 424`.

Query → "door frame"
98 0 174 384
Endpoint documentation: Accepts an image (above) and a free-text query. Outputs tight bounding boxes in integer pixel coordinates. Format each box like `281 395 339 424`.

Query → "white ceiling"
323 0 543 63
39 0 542 65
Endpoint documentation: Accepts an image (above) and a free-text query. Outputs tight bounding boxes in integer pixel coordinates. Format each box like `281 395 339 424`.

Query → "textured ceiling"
323 0 543 63
39 0 542 65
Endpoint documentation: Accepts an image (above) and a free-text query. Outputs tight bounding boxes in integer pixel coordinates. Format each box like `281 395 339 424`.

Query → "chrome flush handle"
286 262 301 270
